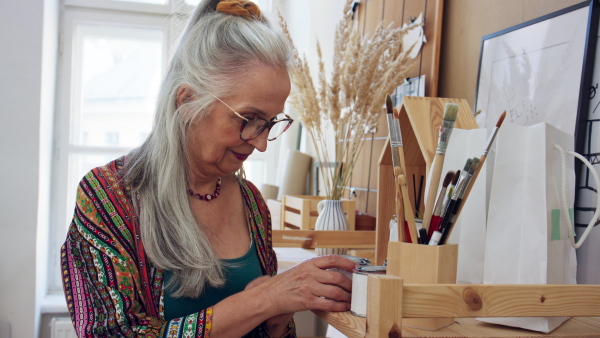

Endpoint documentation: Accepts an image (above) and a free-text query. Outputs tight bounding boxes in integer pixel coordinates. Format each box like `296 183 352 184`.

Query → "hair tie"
216 0 262 21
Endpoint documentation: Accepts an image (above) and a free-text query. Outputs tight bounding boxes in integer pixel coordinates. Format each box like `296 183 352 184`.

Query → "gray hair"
123 0 293 298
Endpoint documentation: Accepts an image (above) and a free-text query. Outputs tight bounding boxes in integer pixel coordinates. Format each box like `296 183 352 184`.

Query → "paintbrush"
386 96 406 242
429 158 472 245
439 157 480 245
421 103 459 234
386 95 418 243
427 170 456 237
449 111 507 232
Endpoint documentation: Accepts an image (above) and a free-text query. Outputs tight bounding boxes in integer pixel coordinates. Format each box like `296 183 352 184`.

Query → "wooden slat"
313 312 600 337
351 0 445 221
402 284 600 318
375 148 394 264
272 230 375 249
313 310 364 338
362 0 385 35
367 275 404 337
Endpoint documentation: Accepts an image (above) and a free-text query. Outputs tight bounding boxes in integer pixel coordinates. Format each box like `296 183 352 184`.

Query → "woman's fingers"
309 295 351 312
313 269 352 292
309 282 352 303
310 254 357 272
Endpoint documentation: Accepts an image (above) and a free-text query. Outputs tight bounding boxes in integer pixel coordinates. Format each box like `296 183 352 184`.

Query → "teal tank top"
163 240 263 320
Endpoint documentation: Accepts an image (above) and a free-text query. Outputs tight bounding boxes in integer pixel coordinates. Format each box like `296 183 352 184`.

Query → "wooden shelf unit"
314 310 600 337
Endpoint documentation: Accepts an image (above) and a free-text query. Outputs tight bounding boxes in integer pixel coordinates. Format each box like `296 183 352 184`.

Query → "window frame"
48 3 187 294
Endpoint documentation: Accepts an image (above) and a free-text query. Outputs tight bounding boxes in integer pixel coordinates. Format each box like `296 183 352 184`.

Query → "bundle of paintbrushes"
384 94 506 246
421 103 459 236
425 111 507 245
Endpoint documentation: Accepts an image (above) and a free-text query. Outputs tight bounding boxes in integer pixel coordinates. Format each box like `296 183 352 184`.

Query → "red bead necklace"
187 177 222 201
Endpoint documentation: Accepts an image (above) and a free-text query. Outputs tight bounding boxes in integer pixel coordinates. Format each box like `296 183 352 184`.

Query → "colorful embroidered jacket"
61 157 295 337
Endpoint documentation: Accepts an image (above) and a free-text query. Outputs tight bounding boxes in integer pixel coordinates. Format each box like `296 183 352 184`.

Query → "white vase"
315 199 349 256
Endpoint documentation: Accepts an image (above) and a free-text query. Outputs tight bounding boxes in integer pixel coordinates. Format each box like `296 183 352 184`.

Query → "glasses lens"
241 118 267 140
267 120 291 140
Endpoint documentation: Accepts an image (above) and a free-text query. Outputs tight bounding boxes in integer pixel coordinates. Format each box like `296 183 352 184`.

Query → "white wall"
0 0 58 337
275 0 347 195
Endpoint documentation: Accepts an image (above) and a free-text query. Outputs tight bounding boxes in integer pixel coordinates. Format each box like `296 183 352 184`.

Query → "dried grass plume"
279 0 418 200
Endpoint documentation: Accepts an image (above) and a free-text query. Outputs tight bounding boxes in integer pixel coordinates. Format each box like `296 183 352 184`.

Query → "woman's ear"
176 84 195 107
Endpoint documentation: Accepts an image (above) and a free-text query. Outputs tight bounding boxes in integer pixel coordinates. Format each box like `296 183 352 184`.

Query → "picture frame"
473 0 598 145
578 2 600 230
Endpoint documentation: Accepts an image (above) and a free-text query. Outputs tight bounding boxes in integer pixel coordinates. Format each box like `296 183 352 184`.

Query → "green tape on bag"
551 209 561 241
551 208 575 240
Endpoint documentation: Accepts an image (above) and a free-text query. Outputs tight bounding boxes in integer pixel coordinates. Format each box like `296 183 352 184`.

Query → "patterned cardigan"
61 157 294 337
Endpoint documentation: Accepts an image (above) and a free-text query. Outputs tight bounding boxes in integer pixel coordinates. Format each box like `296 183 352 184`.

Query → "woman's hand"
252 255 357 317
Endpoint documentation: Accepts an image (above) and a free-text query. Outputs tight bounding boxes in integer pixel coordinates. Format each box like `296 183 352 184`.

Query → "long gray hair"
123 0 293 298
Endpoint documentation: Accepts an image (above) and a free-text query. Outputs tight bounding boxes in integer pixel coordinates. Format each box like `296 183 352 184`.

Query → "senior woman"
60 0 355 337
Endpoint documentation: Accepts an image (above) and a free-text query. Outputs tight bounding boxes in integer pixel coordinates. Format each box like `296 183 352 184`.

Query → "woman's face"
185 64 291 178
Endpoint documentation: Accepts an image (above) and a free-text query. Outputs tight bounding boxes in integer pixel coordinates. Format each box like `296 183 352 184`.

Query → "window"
49 0 187 294
49 0 278 295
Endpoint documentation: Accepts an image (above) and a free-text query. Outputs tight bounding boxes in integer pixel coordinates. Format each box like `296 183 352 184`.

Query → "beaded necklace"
187 177 222 201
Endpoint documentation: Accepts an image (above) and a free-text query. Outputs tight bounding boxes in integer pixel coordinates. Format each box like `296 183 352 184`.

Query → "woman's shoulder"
238 178 263 201
81 156 130 195
75 156 137 231
70 156 140 257
85 156 126 182
238 178 271 215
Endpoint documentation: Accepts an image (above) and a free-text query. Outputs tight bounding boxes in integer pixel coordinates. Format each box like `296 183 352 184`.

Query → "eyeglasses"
210 93 293 141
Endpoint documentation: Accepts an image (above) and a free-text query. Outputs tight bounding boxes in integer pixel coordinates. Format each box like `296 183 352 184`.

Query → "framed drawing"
577 1 600 285
474 0 598 141
473 1 600 284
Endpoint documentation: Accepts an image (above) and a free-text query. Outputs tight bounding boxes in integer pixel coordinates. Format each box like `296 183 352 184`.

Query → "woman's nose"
248 130 269 152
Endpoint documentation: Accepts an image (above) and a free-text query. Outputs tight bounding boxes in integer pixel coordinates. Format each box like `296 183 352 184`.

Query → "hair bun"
216 0 262 21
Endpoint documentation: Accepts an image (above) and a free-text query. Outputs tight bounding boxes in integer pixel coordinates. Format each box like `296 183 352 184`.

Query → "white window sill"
41 294 68 314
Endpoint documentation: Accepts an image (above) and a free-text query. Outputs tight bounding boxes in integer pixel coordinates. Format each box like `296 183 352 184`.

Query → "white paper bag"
481 122 577 333
440 128 488 284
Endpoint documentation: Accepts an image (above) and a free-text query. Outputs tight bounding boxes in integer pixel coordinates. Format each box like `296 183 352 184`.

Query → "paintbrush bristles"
469 158 481 174
451 170 460 186
496 111 507 127
386 95 394 114
443 103 459 122
442 170 454 188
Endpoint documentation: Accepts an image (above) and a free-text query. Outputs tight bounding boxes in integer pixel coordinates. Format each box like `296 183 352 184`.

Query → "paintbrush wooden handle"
401 182 419 243
396 188 406 242
422 154 444 232
395 170 418 243
393 167 406 242
396 146 419 243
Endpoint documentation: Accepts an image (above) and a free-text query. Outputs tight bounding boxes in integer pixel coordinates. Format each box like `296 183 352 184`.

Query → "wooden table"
314 311 600 337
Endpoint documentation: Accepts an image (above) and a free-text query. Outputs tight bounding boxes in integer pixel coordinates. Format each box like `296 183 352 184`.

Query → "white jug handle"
555 144 600 249
317 199 326 214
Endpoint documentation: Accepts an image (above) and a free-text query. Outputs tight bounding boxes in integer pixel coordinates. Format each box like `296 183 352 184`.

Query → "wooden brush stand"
387 241 458 330
375 97 478 264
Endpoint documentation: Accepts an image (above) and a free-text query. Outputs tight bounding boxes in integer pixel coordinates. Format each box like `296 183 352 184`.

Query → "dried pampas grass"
280 0 418 200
